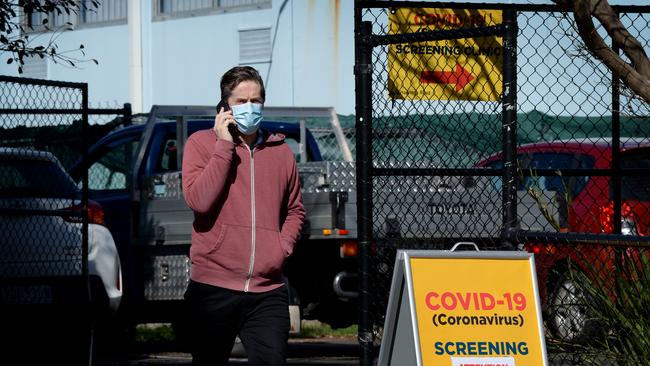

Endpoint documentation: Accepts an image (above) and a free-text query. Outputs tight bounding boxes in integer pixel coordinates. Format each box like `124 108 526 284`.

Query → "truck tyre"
172 319 192 351
94 312 136 357
316 300 357 329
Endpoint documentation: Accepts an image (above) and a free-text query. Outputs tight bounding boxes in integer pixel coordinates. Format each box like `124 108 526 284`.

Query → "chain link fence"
0 75 94 360
311 126 356 161
0 76 132 362
0 75 89 283
355 1 650 365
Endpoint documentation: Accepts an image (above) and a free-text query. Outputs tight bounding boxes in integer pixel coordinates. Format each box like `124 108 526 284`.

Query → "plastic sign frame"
378 249 548 366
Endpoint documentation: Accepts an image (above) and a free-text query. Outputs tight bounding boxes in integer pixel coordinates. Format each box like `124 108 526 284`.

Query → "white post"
141 1 153 113
330 108 353 162
128 0 143 113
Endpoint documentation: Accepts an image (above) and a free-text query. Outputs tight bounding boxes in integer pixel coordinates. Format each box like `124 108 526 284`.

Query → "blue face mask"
231 102 263 135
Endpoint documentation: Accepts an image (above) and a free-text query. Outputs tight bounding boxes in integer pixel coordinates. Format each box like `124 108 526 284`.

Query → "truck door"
136 123 196 303
84 132 141 301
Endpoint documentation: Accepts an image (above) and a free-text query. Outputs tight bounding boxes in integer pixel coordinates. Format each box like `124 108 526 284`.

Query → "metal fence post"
355 19 375 366
82 85 89 279
124 102 133 126
611 25 624 317
80 82 93 366
611 45 622 234
501 9 518 248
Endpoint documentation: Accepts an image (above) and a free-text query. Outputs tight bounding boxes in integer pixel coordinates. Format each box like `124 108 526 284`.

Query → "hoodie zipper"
244 145 256 292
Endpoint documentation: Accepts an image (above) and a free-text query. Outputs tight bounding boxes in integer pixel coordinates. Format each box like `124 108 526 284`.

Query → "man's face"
227 80 263 107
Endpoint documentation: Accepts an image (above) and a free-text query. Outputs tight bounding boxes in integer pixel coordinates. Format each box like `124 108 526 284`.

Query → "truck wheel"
94 312 136 357
547 274 600 343
317 300 357 329
172 319 191 351
321 315 354 330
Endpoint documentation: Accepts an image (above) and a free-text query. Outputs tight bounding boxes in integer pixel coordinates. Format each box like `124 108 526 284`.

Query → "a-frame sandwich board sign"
378 247 548 366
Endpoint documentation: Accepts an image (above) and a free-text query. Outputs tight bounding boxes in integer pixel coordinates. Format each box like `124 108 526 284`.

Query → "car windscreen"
487 152 595 198
0 159 78 198
620 149 650 202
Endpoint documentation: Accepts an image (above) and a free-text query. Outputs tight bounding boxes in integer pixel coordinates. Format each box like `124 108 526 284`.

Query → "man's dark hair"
220 66 266 103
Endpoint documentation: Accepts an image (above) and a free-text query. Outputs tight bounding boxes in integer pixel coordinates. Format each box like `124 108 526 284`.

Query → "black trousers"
184 280 290 366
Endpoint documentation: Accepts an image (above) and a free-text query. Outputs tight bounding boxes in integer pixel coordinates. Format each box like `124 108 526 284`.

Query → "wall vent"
239 27 271 64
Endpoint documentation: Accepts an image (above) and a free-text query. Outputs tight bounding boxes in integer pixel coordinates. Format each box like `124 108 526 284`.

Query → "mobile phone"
216 99 230 112
216 100 238 137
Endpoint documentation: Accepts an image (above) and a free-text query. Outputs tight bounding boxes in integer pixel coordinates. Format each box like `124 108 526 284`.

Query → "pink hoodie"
182 129 305 292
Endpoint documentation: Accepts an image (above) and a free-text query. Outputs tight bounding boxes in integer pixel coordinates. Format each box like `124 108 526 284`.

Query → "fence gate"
0 75 92 361
355 1 650 365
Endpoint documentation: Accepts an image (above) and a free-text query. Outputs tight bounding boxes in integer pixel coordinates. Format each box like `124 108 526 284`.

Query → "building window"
81 0 128 25
27 8 76 29
156 0 271 18
239 27 271 64
24 0 127 31
159 0 212 14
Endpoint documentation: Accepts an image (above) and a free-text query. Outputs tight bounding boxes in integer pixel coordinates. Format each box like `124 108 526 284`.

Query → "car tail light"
340 241 358 258
60 200 106 226
621 216 638 236
524 243 555 255
599 202 635 235
527 244 542 255
87 200 106 225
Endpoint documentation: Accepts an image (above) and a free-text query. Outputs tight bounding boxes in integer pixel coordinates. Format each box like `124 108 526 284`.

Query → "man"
182 66 305 365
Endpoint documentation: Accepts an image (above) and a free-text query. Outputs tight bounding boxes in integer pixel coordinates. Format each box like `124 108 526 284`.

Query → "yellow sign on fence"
378 249 547 366
388 8 503 101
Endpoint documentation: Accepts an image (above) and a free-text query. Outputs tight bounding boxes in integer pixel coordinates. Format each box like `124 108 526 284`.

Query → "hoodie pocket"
254 227 286 275
278 231 293 257
192 223 228 258
207 223 228 254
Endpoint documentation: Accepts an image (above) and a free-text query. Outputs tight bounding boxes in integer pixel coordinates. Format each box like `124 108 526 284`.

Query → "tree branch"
589 0 650 77
570 0 650 104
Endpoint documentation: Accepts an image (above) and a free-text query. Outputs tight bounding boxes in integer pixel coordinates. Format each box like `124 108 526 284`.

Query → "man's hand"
213 107 236 143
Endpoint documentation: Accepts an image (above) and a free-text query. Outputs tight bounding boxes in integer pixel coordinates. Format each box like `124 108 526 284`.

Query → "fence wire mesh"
357 2 650 364
0 76 89 307
311 126 357 161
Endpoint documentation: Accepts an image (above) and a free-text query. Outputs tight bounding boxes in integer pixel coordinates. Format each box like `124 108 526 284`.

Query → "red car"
477 137 650 342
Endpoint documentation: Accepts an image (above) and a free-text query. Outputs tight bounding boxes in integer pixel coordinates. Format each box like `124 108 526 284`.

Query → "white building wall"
291 0 354 113
0 0 356 115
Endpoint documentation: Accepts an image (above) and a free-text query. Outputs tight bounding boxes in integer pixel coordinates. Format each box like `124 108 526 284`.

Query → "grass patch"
135 323 176 344
134 320 359 344
294 320 357 339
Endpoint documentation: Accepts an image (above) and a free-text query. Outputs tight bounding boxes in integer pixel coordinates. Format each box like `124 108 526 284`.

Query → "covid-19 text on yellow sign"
410 257 546 366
